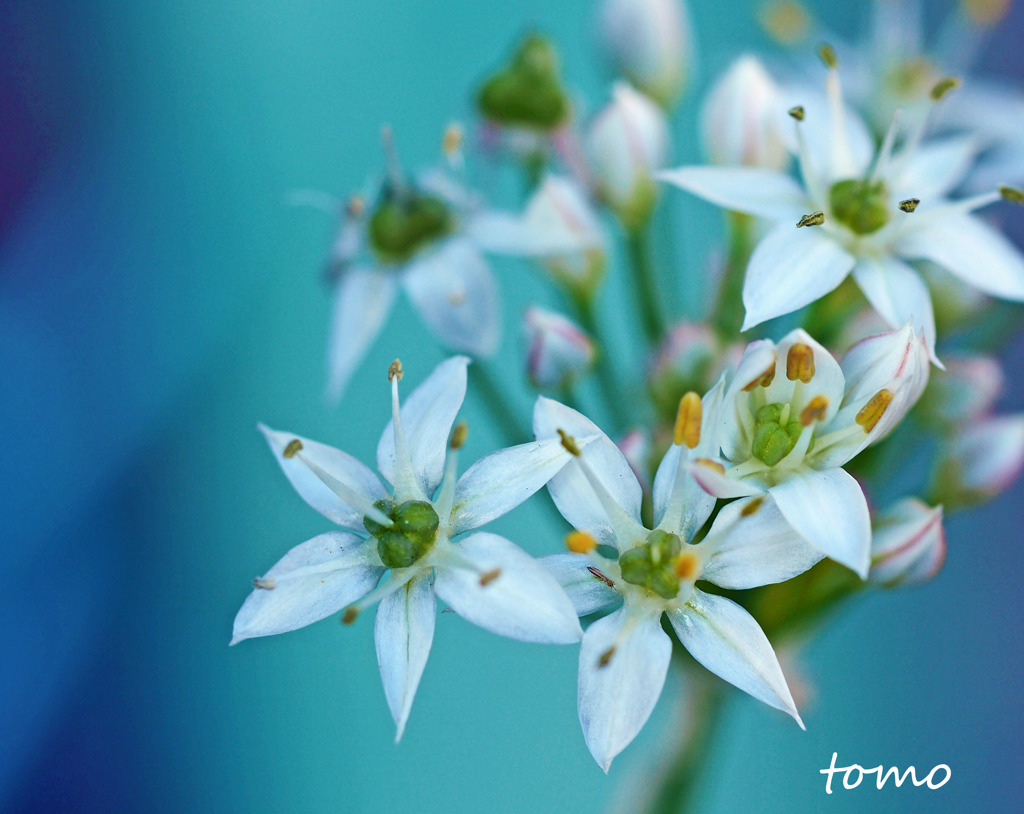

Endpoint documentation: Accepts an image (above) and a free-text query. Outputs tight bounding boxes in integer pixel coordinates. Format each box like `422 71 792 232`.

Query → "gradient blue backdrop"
2 1 1022 812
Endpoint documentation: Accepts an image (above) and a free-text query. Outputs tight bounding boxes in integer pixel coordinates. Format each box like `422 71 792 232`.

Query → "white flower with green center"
231 356 584 739
690 326 929 578
535 386 823 771
658 50 1024 364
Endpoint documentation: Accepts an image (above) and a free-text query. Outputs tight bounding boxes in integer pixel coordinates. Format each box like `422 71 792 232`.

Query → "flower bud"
931 414 1024 509
647 322 741 420
598 0 694 108
869 498 946 588
523 307 595 388
922 354 1004 428
700 55 788 170
618 428 652 493
585 82 670 230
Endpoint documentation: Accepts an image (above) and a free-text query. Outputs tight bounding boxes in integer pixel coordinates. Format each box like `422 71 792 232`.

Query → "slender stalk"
569 291 630 434
469 362 529 446
626 225 666 344
712 213 752 338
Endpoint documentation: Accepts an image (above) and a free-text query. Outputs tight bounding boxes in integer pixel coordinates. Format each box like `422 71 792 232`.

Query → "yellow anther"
759 0 811 44
788 105 806 121
800 394 829 426
557 429 581 456
342 606 359 625
479 568 502 587
388 359 404 382
930 77 961 101
740 496 765 517
742 359 777 391
695 457 726 475
674 553 699 580
856 389 894 433
443 122 464 156
598 646 617 668
962 0 1011 25
566 530 598 554
899 198 920 213
797 211 825 228
283 439 304 459
253 577 276 590
674 392 703 449
346 196 366 218
786 343 815 383
818 43 838 69
449 422 469 450
1000 186 1024 205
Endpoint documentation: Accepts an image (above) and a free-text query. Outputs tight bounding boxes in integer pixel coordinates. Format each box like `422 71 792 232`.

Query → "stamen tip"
388 359 404 382
342 606 360 625
999 186 1024 205
674 392 703 449
818 43 838 69
557 429 582 456
799 394 829 426
449 421 469 450
898 198 920 213
283 439 304 459
598 646 617 668
796 211 825 228
930 77 961 101
479 568 502 587
788 105 805 121
740 496 765 517
566 530 598 554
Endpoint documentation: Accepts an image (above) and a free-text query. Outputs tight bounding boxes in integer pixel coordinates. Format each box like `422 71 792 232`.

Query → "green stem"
469 362 529 446
570 291 630 433
626 225 665 345
712 213 752 338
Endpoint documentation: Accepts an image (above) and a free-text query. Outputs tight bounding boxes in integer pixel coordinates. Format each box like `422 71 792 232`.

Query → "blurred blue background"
2 1 1022 812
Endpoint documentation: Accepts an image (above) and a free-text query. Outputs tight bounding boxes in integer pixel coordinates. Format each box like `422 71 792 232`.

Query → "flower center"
476 34 570 130
829 178 890 236
751 402 803 466
618 530 696 599
364 499 440 569
368 191 453 265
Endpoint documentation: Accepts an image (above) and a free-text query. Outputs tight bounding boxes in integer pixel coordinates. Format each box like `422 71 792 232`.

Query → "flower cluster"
234 0 1024 801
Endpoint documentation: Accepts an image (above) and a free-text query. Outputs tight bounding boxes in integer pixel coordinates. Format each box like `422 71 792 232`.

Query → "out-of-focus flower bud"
931 414 1024 509
700 55 789 170
523 307 595 388
618 428 653 493
585 82 670 231
647 322 741 420
923 354 1005 428
869 498 946 588
598 0 694 108
920 262 990 332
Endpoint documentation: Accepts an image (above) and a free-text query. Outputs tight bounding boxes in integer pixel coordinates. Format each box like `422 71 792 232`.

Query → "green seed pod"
646 529 681 566
368 194 452 265
377 530 419 570
363 498 397 538
752 404 803 466
619 546 652 586
647 569 681 600
392 500 440 547
829 178 890 236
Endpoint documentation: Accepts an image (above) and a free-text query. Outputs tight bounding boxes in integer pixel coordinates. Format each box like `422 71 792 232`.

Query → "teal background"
2 1 1022 812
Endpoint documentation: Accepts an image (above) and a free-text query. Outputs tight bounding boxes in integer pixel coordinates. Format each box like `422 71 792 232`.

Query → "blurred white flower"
690 325 929 577
598 0 694 108
932 413 1024 508
924 353 1004 427
523 307 595 388
586 82 670 230
232 357 583 739
536 386 816 770
869 498 946 587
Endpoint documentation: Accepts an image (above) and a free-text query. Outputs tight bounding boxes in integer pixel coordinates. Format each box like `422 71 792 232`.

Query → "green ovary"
368 194 452 265
619 530 683 600
751 403 803 467
476 34 570 130
364 499 440 570
829 178 890 236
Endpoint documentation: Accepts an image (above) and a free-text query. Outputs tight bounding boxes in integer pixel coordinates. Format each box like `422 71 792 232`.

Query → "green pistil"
364 499 439 570
476 33 570 130
751 403 803 467
829 178 890 236
368 193 453 265
619 530 683 600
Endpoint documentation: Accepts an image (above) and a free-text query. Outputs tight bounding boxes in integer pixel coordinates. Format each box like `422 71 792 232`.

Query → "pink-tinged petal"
326 267 398 402
541 554 621 617
377 356 469 497
402 238 501 357
656 166 807 220
688 458 765 499
260 424 388 530
852 257 939 365
869 499 946 588
896 213 1024 302
768 468 871 577
374 573 436 741
668 588 802 726
933 414 1024 508
577 607 672 772
434 533 582 644
741 224 856 331
231 532 383 644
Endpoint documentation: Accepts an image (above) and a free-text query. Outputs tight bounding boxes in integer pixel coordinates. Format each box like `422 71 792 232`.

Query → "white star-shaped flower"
232 356 583 739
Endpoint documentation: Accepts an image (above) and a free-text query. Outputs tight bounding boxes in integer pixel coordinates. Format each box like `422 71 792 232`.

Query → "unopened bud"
523 307 595 388
931 414 1024 509
869 499 945 587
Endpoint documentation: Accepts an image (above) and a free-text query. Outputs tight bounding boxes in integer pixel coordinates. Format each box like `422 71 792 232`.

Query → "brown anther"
898 198 920 213
740 496 765 517
799 394 829 426
855 389 894 433
449 422 469 450
786 343 815 383
283 439 304 459
598 646 617 668
587 566 615 587
557 429 581 456
818 43 838 69
566 530 598 554
742 358 777 391
253 577 276 590
930 77 961 101
479 569 502 587
788 105 806 121
674 392 703 449
675 553 699 581
443 122 464 156
388 359 404 382
797 211 825 228
999 186 1024 205
342 607 359 625
346 196 366 218
694 457 726 475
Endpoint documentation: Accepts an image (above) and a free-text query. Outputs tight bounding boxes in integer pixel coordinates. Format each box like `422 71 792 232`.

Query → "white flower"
701 54 789 170
689 326 929 578
869 498 946 587
586 83 670 230
659 57 1024 364
535 385 820 770
232 357 583 740
932 413 1024 508
598 0 694 108
523 307 595 388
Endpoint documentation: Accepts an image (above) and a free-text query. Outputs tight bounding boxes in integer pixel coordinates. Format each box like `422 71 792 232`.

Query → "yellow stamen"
598 646 617 668
283 439 303 459
742 359 777 391
930 77 961 101
818 43 838 69
740 496 765 517
786 343 815 383
449 422 469 450
566 530 598 554
557 429 581 456
675 553 699 580
856 389 894 433
694 457 726 475
388 359 404 382
479 569 502 587
800 394 829 426
342 607 359 625
674 392 703 449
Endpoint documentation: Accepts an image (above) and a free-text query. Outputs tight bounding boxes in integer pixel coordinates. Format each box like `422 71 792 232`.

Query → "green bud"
476 34 570 130
829 178 890 235
752 403 803 466
618 546 652 585
368 193 452 265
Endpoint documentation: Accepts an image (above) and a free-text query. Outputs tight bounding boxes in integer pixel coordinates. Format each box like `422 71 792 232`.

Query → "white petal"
533 397 645 548
449 437 574 536
656 166 807 220
890 136 980 201
896 213 1024 301
742 223 856 331
769 468 871 577
688 459 765 499
541 554 621 617
231 532 382 644
699 497 824 590
377 356 468 497
326 268 398 402
852 257 938 364
374 573 436 741
721 340 778 462
577 607 672 772
434 533 582 643
463 210 537 255
260 424 388 530
669 589 801 726
402 237 501 357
